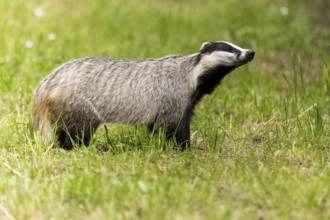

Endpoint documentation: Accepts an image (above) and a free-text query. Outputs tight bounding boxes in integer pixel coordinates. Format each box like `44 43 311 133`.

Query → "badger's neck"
190 54 235 104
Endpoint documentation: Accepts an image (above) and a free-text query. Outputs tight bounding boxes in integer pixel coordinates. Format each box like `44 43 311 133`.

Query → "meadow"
0 0 329 219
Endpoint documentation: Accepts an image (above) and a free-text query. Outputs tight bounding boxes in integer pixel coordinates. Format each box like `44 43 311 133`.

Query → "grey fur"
32 41 254 150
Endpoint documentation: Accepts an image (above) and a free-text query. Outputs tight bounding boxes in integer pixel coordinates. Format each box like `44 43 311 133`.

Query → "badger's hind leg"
56 120 100 150
33 95 101 150
55 101 102 150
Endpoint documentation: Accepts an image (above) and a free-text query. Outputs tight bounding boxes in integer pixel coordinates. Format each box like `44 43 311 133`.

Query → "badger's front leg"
175 124 190 150
167 119 191 150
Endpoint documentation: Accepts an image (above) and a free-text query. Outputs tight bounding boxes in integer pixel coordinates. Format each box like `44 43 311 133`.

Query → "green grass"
0 0 329 219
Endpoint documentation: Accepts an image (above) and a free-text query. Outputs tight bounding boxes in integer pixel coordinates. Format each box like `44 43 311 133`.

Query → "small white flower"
25 41 34 48
280 6 289 16
48 33 56 41
34 7 44 18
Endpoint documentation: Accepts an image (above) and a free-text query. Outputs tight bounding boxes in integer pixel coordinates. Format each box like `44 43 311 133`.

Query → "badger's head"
193 41 255 97
199 41 255 69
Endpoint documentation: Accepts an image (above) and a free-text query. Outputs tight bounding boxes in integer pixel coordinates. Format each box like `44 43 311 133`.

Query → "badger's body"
32 41 255 149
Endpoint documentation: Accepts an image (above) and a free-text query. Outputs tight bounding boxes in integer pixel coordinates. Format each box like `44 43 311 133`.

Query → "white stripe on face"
218 41 245 52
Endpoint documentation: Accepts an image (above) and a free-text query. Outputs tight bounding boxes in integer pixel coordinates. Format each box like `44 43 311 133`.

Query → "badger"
32 41 255 150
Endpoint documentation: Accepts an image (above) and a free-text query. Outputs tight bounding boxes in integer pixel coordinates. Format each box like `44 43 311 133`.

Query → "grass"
0 0 329 219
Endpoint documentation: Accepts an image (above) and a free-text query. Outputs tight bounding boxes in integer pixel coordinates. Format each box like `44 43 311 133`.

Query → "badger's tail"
32 97 54 146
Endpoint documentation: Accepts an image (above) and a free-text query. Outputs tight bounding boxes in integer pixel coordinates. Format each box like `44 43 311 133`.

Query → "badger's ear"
199 42 212 54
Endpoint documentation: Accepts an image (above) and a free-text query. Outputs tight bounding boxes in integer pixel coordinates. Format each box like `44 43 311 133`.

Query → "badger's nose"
246 50 255 59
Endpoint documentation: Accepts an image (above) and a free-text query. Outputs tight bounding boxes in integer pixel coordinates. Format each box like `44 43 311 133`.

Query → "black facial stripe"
201 42 241 55
216 42 240 54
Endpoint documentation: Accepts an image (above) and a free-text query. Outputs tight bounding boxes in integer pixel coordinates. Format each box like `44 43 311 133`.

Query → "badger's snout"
246 50 255 60
237 49 255 66
234 50 255 67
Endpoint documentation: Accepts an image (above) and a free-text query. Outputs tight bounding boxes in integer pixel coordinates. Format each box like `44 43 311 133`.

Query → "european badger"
32 41 255 150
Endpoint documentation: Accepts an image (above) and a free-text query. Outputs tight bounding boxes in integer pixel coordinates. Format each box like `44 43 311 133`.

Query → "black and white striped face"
199 41 255 68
